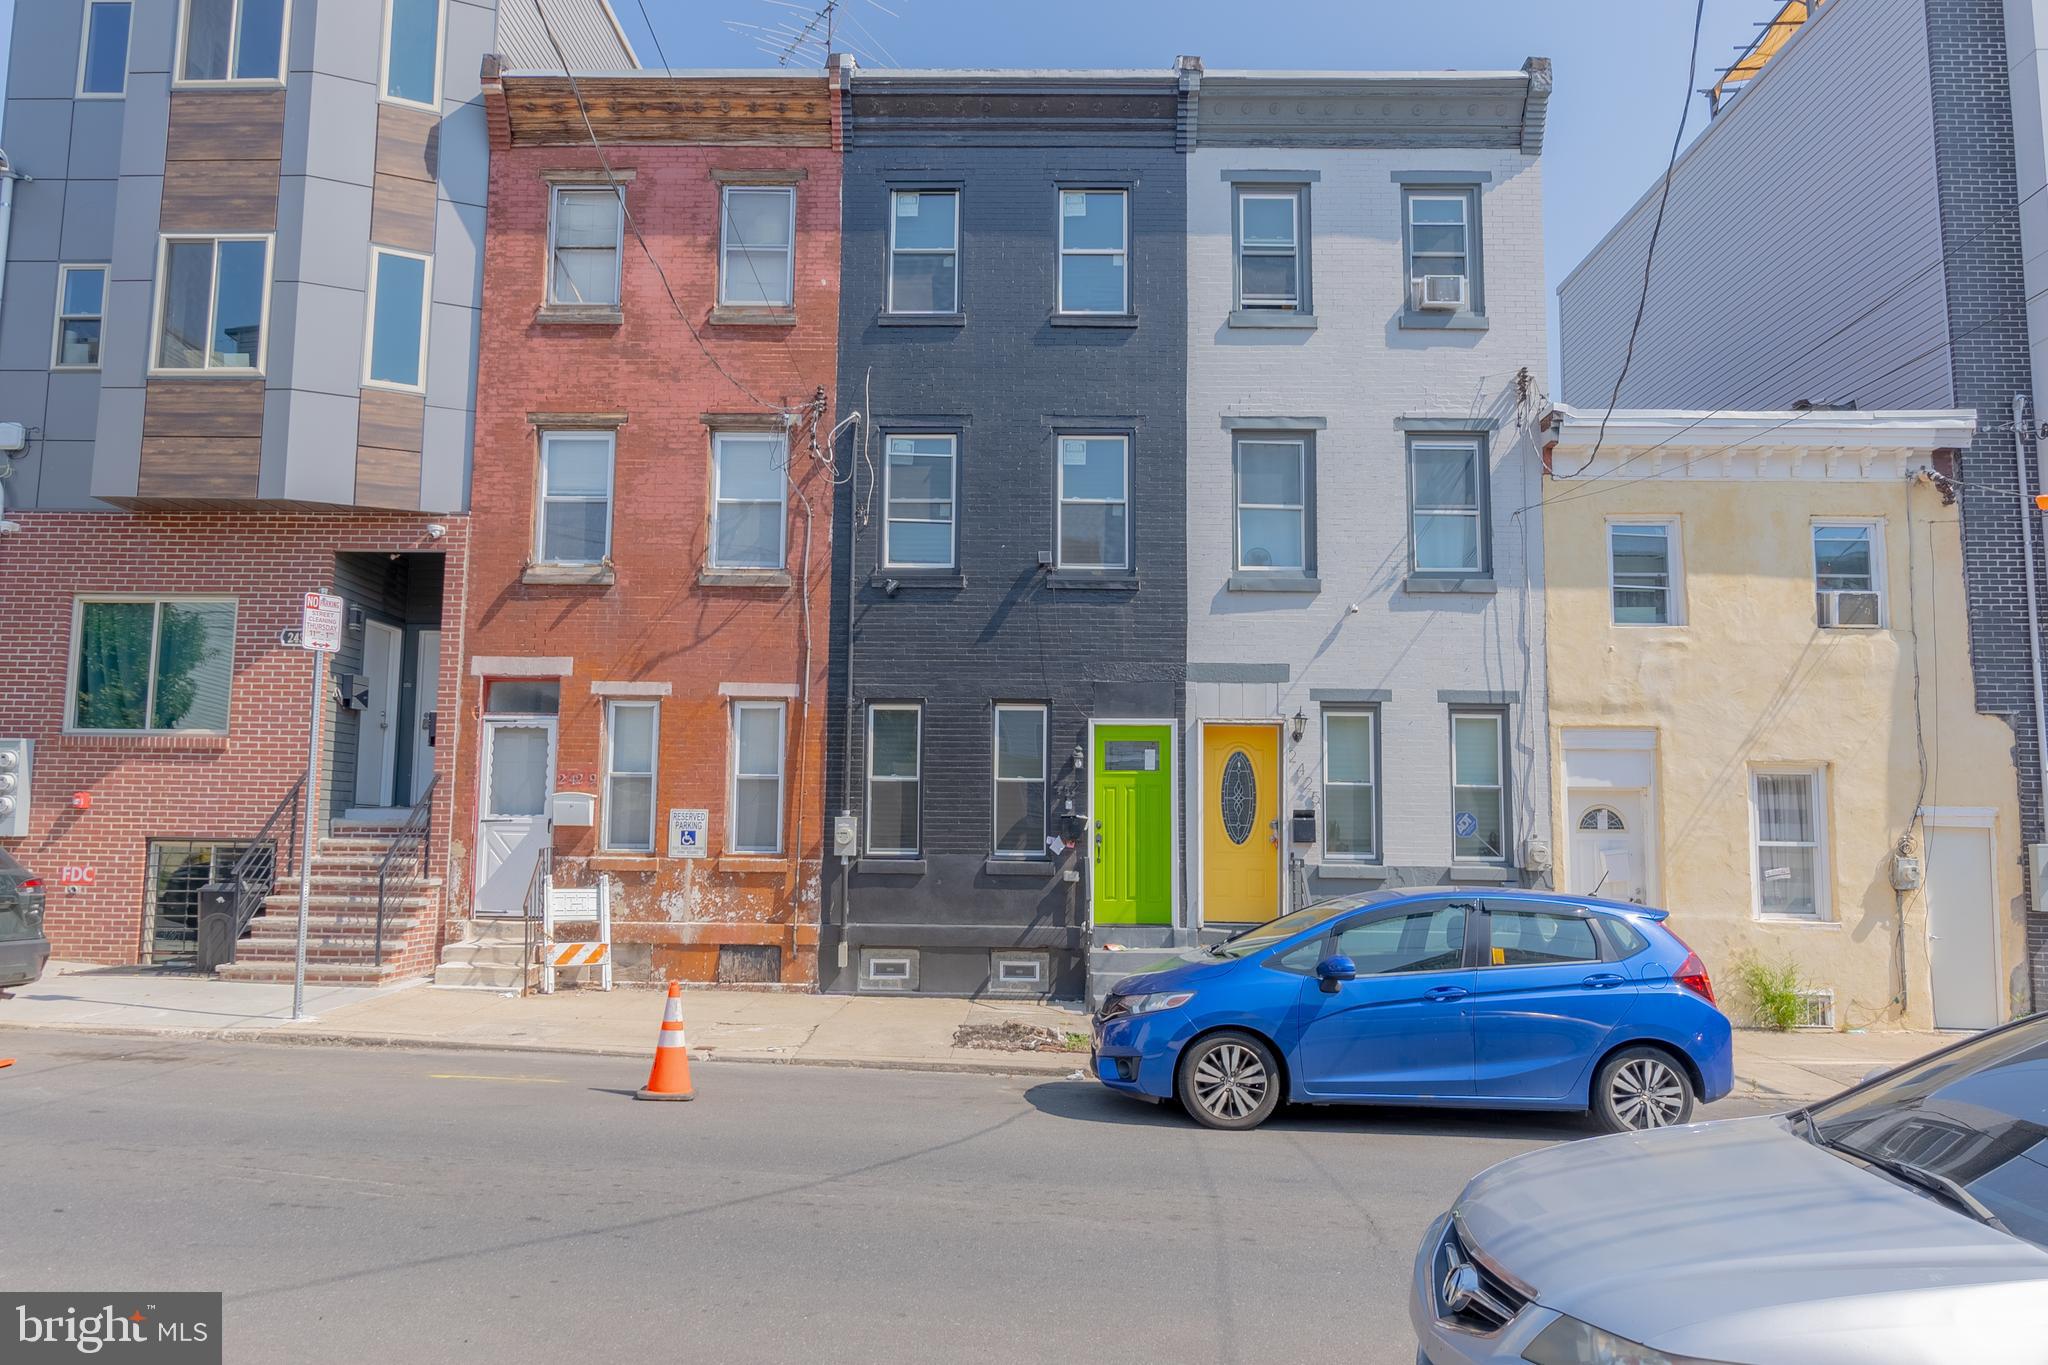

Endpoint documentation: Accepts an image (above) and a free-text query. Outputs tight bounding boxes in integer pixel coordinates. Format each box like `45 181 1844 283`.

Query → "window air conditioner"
1415 274 1467 311
1817 590 1880 628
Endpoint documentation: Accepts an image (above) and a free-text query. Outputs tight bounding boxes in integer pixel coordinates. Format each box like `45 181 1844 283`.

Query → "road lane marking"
428 1073 563 1084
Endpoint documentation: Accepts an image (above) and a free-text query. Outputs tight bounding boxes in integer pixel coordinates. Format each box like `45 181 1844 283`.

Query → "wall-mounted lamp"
1289 709 1307 743
1072 743 1086 769
882 578 901 598
347 606 365 633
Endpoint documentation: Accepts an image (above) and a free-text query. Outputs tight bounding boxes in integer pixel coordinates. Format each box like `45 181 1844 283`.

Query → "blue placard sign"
1454 811 1479 839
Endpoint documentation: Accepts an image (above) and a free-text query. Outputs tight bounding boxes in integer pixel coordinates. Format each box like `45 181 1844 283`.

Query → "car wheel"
1176 1031 1281 1131
1592 1046 1696 1133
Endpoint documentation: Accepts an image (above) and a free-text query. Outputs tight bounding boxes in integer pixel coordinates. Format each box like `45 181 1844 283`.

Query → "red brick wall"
457 119 841 986
0 511 469 964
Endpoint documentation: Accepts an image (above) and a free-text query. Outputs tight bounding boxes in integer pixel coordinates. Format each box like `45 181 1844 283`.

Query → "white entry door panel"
354 620 403 807
412 629 442 803
1925 823 1999 1030
477 718 556 915
1568 792 1646 904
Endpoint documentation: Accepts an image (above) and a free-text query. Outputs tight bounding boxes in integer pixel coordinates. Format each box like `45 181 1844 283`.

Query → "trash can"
195 882 241 972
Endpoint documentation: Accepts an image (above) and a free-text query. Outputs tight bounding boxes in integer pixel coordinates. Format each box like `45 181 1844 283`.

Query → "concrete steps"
432 919 535 991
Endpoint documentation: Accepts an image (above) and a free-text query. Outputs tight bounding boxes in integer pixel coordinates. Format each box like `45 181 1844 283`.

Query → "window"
145 838 268 964
1814 522 1883 628
382 0 440 109
711 432 787 570
53 265 107 369
1056 435 1129 570
603 700 657 853
536 430 613 565
992 705 1047 857
364 247 430 390
485 679 559 714
1333 904 1468 975
1057 189 1128 314
178 0 287 83
1235 437 1307 571
729 701 785 855
79 2 131 96
1409 437 1486 575
1486 910 1600 967
1451 710 1508 863
888 190 958 315
866 704 920 856
1321 710 1377 862
883 435 956 569
1236 188 1303 311
153 236 271 373
1609 520 1681 625
69 597 236 734
1405 190 1471 308
1753 768 1828 918
548 187 623 307
719 187 795 308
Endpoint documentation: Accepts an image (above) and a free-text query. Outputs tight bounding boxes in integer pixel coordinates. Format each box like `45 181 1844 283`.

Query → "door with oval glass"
1203 723 1280 923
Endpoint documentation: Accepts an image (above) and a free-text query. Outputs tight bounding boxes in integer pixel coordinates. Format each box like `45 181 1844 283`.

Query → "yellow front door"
1202 724 1280 923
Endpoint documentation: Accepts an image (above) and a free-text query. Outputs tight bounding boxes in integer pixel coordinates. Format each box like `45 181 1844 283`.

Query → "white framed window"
1057 189 1128 314
67 596 237 735
711 431 787 570
78 1 132 97
1322 710 1378 862
176 0 288 85
729 701 786 855
603 700 658 853
151 235 273 374
1056 435 1129 570
380 0 442 110
1235 437 1307 571
1406 190 1470 306
992 704 1047 858
1751 766 1829 919
548 186 623 307
883 434 956 569
1814 521 1884 628
1609 519 1683 625
866 703 921 856
536 430 614 565
363 246 431 391
719 186 795 308
1409 437 1486 575
1451 709 1507 863
53 265 108 370
1236 188 1302 311
888 190 958 315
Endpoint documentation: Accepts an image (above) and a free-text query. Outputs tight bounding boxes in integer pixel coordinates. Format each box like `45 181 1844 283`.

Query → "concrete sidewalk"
0 961 1961 1097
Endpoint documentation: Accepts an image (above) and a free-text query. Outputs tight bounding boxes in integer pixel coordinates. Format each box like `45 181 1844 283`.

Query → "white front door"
476 717 556 915
411 629 442 803
1568 791 1646 904
1926 823 1999 1030
354 620 404 806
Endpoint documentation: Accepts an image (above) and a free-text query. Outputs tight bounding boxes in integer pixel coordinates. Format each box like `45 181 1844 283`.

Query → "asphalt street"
0 1037 1778 1364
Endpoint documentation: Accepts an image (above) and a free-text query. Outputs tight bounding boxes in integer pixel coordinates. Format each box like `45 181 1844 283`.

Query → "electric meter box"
0 739 31 838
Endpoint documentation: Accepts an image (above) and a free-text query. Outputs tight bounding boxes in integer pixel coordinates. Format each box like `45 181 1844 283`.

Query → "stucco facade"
1544 408 2029 1031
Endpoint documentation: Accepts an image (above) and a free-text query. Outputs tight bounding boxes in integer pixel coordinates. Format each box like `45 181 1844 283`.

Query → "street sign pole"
291 590 345 1022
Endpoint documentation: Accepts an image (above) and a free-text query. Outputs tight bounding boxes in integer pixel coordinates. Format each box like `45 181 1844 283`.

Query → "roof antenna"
724 0 906 69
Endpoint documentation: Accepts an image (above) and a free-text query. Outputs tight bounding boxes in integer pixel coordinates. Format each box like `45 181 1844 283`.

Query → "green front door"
1093 724 1173 926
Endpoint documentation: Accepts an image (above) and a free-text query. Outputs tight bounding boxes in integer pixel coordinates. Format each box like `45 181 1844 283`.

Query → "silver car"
1412 1015 2048 1364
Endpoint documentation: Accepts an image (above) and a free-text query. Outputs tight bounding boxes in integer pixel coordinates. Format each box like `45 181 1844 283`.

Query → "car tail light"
17 878 39 892
1674 951 1715 1004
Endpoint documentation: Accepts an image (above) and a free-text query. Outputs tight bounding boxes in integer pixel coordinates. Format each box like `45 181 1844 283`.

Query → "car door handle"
1582 973 1626 990
1423 985 1468 1002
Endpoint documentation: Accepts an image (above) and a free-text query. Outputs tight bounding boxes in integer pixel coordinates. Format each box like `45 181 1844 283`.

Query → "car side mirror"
1316 955 1357 993
1862 1066 1890 1085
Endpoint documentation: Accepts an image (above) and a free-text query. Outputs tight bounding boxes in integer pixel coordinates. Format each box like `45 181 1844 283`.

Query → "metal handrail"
229 775 304 939
517 845 552 997
372 774 439 967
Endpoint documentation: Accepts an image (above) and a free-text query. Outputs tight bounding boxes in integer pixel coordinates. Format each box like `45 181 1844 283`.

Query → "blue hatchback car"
1091 889 1732 1132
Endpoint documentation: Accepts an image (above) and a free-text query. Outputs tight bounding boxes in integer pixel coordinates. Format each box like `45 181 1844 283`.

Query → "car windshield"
1807 1020 2048 1247
1209 900 1359 959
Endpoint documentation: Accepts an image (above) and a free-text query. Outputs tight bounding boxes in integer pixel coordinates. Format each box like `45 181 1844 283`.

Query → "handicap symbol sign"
1454 811 1479 839
668 808 710 859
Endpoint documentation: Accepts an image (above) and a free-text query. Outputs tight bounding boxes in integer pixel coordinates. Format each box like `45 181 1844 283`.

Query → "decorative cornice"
498 74 833 147
1194 65 1548 150
846 74 1179 148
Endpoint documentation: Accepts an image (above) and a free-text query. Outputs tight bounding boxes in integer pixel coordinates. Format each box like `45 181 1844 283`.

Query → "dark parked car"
0 847 50 990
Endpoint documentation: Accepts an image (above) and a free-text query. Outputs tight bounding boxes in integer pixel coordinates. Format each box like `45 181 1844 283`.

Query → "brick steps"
219 824 442 985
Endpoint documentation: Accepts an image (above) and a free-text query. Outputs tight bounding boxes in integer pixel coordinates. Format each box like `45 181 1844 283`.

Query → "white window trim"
710 430 789 571
728 700 787 855
881 433 957 570
1235 436 1307 572
1813 518 1888 629
1320 708 1378 864
865 702 921 857
887 189 959 316
378 0 444 112
991 703 1048 859
535 429 614 566
1450 709 1508 865
602 699 658 853
172 0 292 89
1749 764 1833 922
1055 434 1130 571
147 234 275 377
545 184 624 308
1406 190 1470 287
63 594 237 736
1606 516 1685 627
1236 189 1300 311
717 185 796 309
1409 436 1486 575
52 263 108 371
361 245 433 393
1056 188 1129 315
76 1 131 98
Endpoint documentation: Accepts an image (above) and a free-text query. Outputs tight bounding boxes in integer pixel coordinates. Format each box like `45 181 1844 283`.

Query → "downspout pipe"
0 151 20 322
2014 395 2048 835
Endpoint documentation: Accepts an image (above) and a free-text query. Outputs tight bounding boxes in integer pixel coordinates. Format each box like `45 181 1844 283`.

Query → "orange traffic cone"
635 981 695 1102
0 1059 13 1070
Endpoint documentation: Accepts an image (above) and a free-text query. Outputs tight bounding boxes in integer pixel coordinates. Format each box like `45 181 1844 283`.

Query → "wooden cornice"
499 74 834 147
